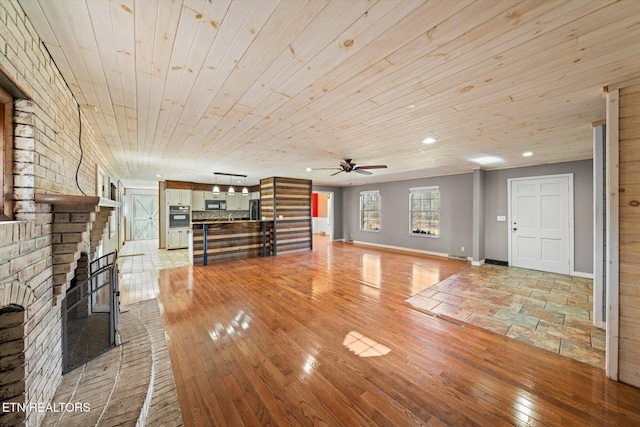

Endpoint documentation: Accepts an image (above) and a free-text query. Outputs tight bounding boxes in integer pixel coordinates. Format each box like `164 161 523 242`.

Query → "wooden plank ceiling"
17 0 640 187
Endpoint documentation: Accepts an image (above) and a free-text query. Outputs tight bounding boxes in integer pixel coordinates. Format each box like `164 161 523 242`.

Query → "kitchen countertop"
191 219 263 225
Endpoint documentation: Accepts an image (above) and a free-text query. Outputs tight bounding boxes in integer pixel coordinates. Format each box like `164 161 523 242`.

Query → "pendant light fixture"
242 177 249 195
213 174 220 195
227 176 235 195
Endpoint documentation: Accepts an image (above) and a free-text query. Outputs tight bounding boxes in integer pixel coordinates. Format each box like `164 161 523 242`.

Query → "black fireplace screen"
62 251 119 373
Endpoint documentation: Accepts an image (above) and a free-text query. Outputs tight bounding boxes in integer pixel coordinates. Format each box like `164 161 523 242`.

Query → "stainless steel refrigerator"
249 199 261 220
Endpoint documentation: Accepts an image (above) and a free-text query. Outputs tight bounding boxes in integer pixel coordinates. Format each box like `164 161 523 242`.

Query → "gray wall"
484 159 593 273
332 159 594 275
312 185 344 240
341 174 474 257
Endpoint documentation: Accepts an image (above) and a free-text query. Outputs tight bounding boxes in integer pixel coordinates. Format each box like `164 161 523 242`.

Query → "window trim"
359 190 381 232
409 186 440 238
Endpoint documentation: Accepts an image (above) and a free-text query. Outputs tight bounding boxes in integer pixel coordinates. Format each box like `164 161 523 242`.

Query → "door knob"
513 227 517 231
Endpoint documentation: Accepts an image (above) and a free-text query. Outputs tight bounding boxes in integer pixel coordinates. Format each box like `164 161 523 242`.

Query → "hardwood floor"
156 239 640 426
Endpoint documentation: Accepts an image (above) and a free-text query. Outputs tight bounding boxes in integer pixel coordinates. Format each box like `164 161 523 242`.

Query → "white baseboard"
471 259 485 267
351 240 449 258
571 271 594 279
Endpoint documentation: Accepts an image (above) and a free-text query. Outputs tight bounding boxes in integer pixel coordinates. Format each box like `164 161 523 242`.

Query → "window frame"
409 186 440 238
0 86 13 221
359 190 381 232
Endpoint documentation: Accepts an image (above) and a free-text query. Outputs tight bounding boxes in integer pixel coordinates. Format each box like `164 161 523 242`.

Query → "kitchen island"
191 220 273 265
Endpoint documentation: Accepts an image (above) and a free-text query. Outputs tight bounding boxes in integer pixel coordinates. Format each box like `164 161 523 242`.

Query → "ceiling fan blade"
312 168 341 170
340 161 351 170
354 169 372 175
356 165 387 170
330 170 344 176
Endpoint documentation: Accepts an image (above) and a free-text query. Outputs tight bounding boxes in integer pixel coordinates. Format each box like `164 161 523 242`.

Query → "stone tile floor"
406 264 605 368
118 239 189 306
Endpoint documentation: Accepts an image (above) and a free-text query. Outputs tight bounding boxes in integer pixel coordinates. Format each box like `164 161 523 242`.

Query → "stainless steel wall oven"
169 205 190 228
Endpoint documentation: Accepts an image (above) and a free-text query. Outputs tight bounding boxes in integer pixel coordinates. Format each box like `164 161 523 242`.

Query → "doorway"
508 174 573 275
131 195 158 240
312 191 334 241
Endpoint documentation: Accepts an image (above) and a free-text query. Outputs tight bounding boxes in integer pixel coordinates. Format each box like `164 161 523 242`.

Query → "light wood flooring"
143 237 640 426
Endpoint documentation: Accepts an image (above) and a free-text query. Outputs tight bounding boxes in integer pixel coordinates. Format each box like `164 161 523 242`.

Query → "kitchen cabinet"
167 228 190 249
238 194 250 210
226 193 239 210
211 191 226 200
192 190 206 211
167 189 191 206
250 191 260 200
226 193 250 210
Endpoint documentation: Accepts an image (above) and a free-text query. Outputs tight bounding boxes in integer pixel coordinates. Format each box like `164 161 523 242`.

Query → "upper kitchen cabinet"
167 189 191 206
192 190 206 211
250 191 260 200
238 194 250 210
226 193 250 211
211 191 225 200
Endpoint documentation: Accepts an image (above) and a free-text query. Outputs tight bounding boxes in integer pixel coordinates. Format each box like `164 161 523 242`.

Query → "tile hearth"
406 264 605 368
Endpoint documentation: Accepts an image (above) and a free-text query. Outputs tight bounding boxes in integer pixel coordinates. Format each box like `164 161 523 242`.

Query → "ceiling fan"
314 159 388 176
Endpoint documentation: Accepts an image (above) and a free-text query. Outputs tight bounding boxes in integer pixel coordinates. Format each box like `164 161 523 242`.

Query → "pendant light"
227 176 235 195
242 177 249 196
213 174 220 195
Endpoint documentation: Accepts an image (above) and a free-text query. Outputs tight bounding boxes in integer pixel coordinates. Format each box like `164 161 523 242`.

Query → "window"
0 86 13 221
360 190 380 231
410 186 439 237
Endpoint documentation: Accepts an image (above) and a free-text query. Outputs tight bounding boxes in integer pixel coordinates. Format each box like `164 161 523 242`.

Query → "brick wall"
0 2 119 426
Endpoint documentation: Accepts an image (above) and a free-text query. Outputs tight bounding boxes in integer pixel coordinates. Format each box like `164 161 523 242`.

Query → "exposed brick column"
50 205 95 298
90 207 115 259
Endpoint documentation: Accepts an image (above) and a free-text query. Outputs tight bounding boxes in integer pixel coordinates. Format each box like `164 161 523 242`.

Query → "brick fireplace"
0 2 121 425
0 200 117 426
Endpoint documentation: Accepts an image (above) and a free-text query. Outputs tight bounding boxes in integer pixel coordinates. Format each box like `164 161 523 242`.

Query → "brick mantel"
34 194 120 300
34 193 120 208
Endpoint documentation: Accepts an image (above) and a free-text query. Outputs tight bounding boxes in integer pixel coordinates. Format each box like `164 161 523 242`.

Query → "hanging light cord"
75 103 87 196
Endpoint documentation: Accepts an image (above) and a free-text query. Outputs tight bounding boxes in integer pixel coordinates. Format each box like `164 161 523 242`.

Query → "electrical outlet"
461 246 465 252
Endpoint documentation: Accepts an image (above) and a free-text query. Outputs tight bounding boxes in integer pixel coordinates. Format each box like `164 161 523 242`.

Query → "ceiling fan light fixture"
422 136 437 144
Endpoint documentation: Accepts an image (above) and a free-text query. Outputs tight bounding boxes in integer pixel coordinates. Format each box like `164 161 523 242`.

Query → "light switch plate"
497 215 506 221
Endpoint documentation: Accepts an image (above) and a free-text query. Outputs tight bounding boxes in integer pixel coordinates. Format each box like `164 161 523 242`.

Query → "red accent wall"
312 193 318 217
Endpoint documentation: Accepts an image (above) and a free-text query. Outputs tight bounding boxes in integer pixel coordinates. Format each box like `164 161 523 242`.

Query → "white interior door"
509 175 572 275
132 195 158 240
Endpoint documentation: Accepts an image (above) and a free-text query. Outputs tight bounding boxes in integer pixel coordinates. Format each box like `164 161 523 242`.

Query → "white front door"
509 175 572 275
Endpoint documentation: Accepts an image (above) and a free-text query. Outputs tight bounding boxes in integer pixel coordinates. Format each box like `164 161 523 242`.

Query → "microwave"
205 200 226 210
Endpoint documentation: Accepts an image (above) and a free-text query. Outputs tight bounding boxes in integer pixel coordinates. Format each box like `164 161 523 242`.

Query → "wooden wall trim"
606 77 640 93
614 82 640 388
606 88 620 381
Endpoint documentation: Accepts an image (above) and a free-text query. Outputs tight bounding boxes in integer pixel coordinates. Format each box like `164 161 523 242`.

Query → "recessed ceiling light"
406 104 416 109
422 136 437 144
471 156 503 165
306 167 312 172
522 151 533 157
155 174 163 178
